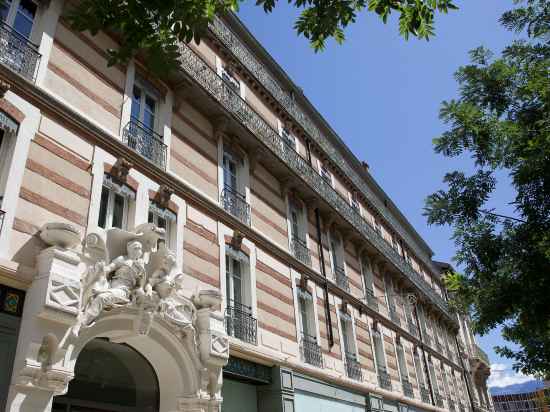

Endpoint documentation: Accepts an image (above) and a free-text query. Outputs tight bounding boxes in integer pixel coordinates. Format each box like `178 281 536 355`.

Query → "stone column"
5 224 82 412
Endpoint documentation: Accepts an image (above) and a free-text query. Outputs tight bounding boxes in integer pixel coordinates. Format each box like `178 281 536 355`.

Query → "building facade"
0 2 493 411
493 387 550 412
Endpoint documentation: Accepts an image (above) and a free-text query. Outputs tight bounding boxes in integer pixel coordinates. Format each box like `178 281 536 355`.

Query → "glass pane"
97 186 110 228
148 211 154 224
0 0 11 22
131 86 142 121
143 96 156 130
374 333 385 368
225 255 231 305
112 193 125 229
13 0 36 38
157 216 166 229
233 274 242 305
299 298 309 336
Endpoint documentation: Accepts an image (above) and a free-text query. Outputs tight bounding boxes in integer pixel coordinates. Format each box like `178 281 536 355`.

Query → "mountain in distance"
490 380 545 396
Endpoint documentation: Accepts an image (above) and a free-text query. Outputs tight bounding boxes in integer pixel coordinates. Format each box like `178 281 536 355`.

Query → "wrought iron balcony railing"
122 119 167 170
225 302 257 345
388 304 401 327
290 236 311 267
176 42 456 324
365 289 378 311
345 352 362 381
334 265 350 292
221 186 251 225
420 385 431 404
300 333 323 368
402 379 414 398
208 18 445 283
435 393 444 408
0 21 40 81
377 366 392 390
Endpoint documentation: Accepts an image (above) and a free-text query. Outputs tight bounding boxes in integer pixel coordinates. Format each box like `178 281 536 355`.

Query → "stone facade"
0 2 492 412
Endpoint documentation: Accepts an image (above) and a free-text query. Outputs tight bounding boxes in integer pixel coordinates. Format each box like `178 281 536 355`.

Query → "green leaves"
66 0 457 70
426 0 550 378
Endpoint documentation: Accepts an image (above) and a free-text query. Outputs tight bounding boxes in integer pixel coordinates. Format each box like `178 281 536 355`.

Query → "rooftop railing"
0 21 40 81
176 42 456 324
122 119 167 170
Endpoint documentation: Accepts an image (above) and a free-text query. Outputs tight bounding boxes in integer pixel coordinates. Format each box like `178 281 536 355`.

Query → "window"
298 288 315 339
225 246 256 344
97 175 135 230
221 66 240 92
339 311 356 356
413 349 426 387
1 0 37 39
0 113 18 204
396 342 413 397
320 164 332 185
131 78 160 133
372 327 391 389
222 149 239 192
279 123 296 151
351 191 360 212
148 202 176 249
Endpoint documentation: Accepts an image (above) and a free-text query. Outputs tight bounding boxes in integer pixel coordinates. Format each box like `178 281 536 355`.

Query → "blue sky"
236 0 529 387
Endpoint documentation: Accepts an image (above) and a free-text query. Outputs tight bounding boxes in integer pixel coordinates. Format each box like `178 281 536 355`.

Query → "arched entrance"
52 338 159 412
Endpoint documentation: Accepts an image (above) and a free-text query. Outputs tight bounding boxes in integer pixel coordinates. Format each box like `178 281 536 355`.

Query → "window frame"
1 0 38 39
339 310 357 356
148 202 176 250
131 77 161 134
97 176 134 230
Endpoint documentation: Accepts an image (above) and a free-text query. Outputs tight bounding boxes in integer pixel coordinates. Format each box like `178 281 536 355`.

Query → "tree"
425 0 550 377
65 0 457 73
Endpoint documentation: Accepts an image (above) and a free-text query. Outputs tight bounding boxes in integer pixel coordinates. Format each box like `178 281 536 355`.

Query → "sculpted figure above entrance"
6 222 229 412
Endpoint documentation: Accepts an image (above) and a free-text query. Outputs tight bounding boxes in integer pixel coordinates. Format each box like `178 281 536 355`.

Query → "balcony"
176 42 456 325
365 289 378 311
420 385 431 404
377 366 392 390
402 379 414 398
345 352 362 381
290 236 311 267
122 119 167 169
388 304 401 326
221 186 250 225
208 18 448 291
225 302 257 345
0 21 40 81
300 333 323 368
334 266 350 292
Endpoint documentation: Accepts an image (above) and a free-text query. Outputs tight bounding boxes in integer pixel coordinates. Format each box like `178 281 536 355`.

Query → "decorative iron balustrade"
345 352 362 381
334 266 350 292
0 22 40 81
435 393 444 408
377 366 392 390
300 333 323 368
122 119 167 170
225 302 257 345
407 319 419 338
388 304 401 326
221 186 251 225
176 42 456 324
291 236 311 267
420 385 431 404
208 17 444 279
474 344 490 366
365 289 379 311
402 379 414 398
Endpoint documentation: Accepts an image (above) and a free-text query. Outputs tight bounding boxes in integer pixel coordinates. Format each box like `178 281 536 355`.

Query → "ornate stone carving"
111 157 133 184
